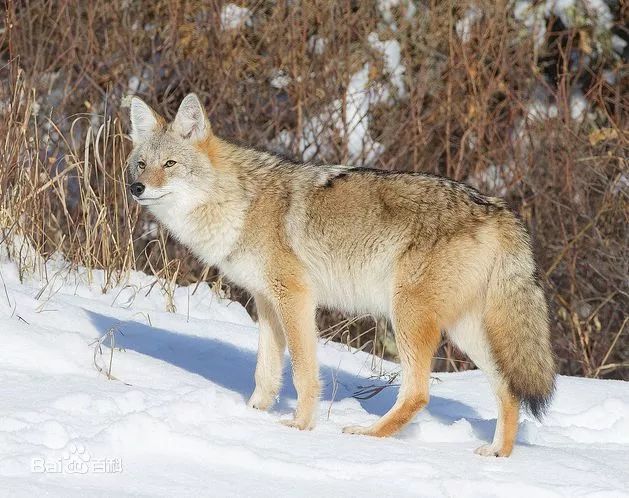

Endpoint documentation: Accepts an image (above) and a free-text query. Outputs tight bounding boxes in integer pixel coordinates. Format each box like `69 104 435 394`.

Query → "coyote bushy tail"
485 223 556 419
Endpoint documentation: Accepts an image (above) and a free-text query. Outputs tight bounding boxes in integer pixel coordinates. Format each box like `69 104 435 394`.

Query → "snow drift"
0 256 627 497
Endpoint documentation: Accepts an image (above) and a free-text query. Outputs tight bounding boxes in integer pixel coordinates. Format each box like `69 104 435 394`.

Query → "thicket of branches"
1 0 627 378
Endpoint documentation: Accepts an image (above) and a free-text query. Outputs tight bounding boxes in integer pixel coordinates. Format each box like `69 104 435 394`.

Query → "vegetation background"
1 0 627 379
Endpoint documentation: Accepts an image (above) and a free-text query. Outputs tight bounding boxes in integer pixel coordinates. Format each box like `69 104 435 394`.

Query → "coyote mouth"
134 193 171 205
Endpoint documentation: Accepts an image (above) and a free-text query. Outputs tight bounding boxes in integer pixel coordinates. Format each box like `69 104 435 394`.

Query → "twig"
91 324 131 385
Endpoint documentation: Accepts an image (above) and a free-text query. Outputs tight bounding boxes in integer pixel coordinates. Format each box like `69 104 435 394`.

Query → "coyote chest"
219 251 267 295
149 202 244 268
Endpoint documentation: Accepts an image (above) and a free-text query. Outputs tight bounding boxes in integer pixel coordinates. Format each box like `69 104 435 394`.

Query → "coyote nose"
130 182 145 197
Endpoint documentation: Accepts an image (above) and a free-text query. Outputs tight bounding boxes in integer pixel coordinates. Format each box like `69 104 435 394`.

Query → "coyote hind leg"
474 383 519 457
343 289 441 437
447 315 520 457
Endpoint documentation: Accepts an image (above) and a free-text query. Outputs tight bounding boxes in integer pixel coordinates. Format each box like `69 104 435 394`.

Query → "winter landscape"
1 0 627 496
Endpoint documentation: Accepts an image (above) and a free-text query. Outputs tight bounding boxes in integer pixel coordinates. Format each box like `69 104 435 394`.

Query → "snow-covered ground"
1 256 628 497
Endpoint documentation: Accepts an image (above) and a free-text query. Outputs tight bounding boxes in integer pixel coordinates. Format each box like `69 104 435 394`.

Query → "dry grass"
0 0 627 379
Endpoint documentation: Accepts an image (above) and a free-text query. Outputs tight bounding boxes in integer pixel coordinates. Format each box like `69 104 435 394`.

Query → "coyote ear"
130 97 161 144
172 93 210 141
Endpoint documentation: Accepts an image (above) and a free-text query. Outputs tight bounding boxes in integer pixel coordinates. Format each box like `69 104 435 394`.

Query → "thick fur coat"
127 94 555 457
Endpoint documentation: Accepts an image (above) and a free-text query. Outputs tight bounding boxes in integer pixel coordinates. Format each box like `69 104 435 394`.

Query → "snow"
269 70 290 90
127 76 142 94
570 89 588 121
1 252 629 496
456 6 482 43
273 64 384 165
368 32 407 98
580 0 613 28
514 1 547 49
377 0 417 31
274 16 414 164
345 65 384 164
220 4 251 31
520 84 588 123
307 35 327 55
468 164 513 197
281 36 408 163
523 84 558 121
514 0 615 49
611 35 627 54
273 31 411 164
526 100 558 121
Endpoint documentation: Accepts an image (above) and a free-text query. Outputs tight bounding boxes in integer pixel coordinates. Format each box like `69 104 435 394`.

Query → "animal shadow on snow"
86 309 494 441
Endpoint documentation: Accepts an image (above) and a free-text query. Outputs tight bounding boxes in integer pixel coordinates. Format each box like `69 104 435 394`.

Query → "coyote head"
127 94 213 207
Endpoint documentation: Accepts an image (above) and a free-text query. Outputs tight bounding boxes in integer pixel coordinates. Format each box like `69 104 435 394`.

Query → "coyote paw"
247 390 276 411
280 417 314 431
474 444 511 458
342 425 374 436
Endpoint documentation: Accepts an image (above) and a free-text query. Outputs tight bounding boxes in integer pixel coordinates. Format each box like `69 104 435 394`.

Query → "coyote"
127 94 555 457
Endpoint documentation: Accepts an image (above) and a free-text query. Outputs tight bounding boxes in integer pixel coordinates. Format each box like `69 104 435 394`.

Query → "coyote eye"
164 160 176 168
137 160 146 170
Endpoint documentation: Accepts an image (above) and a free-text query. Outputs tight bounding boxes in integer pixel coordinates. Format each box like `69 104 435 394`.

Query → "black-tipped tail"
518 380 555 420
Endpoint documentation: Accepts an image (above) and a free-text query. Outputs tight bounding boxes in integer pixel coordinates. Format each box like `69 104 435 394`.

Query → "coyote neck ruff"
128 94 556 457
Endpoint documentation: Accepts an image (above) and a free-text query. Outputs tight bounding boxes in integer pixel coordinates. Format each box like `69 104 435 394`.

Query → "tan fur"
127 94 556 456
247 293 286 411
497 388 520 457
345 268 442 437
475 383 520 457
195 135 233 171
141 167 166 189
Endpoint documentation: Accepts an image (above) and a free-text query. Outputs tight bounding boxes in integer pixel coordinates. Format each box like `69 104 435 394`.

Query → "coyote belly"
127 93 556 457
303 249 396 315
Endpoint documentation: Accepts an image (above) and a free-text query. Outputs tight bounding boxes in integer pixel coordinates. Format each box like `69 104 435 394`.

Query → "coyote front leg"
248 294 286 411
270 276 320 430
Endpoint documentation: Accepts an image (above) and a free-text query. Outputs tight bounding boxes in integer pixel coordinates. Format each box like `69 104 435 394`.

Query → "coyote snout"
129 182 145 197
128 180 171 205
126 93 556 457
